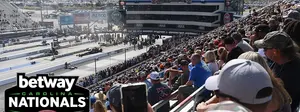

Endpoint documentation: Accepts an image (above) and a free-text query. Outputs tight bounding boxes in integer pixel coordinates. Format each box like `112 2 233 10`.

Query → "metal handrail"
86 57 153 89
170 86 206 112
152 89 178 111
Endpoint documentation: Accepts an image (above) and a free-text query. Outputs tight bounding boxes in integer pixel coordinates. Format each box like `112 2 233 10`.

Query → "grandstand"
0 0 37 32
123 0 225 35
86 0 300 112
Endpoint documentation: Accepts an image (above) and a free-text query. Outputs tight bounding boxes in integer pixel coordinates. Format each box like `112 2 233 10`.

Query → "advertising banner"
73 12 90 24
90 11 107 21
59 15 74 25
39 21 54 28
5 73 90 112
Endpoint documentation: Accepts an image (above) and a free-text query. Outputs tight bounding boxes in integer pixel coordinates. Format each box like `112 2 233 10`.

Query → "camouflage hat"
254 31 294 49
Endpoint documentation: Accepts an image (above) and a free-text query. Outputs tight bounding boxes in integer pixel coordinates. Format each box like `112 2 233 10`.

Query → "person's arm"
185 69 195 86
171 76 182 91
205 95 219 104
168 69 183 73
185 80 193 86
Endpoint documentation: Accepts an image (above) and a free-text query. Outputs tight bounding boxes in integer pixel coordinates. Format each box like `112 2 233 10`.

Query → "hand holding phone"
120 83 148 112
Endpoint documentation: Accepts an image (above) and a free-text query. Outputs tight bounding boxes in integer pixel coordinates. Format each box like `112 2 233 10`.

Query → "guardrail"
2 44 46 53
0 29 47 39
170 86 206 112
86 46 144 89
0 48 51 62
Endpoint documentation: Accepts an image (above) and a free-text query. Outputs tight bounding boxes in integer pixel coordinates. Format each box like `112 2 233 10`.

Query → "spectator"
90 96 97 112
223 37 244 63
251 24 270 51
204 50 219 75
94 92 107 104
232 32 254 52
283 10 300 21
237 28 247 38
202 59 273 112
238 51 292 112
217 47 227 69
107 85 122 112
139 71 152 89
171 60 190 91
283 20 300 48
148 72 171 112
186 53 211 88
254 31 300 111
269 18 280 32
94 100 107 112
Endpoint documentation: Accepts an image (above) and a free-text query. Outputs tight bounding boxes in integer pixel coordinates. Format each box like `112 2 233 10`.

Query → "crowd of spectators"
84 0 300 112
0 8 37 31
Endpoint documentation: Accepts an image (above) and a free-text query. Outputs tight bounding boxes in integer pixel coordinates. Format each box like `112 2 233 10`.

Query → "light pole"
40 0 44 23
124 48 127 75
95 58 98 75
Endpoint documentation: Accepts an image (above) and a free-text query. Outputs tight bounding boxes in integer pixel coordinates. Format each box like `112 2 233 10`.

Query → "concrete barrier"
3 45 45 54
0 48 51 62
0 46 135 86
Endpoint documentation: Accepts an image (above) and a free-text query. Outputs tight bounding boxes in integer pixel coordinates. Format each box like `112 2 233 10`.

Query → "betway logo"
18 75 76 91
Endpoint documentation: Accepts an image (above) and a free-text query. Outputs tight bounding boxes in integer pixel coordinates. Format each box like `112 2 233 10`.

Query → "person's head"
205 59 273 111
107 85 122 112
253 24 270 41
283 10 300 21
254 31 298 64
237 28 246 37
90 96 97 108
231 32 243 43
149 72 160 84
238 51 292 110
223 37 236 51
238 52 270 71
190 53 201 65
217 47 228 61
94 100 107 112
179 60 189 71
208 42 215 50
95 92 107 103
204 50 216 63
164 62 172 69
268 19 280 32
283 20 300 47
194 50 202 56
139 71 147 80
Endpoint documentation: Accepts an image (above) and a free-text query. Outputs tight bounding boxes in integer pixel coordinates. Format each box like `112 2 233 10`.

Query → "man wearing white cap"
148 72 171 112
203 59 273 112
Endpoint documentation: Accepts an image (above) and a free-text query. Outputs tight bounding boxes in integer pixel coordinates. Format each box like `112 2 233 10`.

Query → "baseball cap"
90 96 97 104
107 84 122 109
204 59 273 104
254 31 294 49
149 72 160 80
283 10 300 20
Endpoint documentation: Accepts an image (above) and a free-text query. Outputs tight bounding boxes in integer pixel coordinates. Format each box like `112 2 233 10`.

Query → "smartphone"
120 83 148 112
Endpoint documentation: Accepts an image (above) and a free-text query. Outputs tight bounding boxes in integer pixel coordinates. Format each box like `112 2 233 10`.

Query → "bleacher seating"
0 0 38 32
